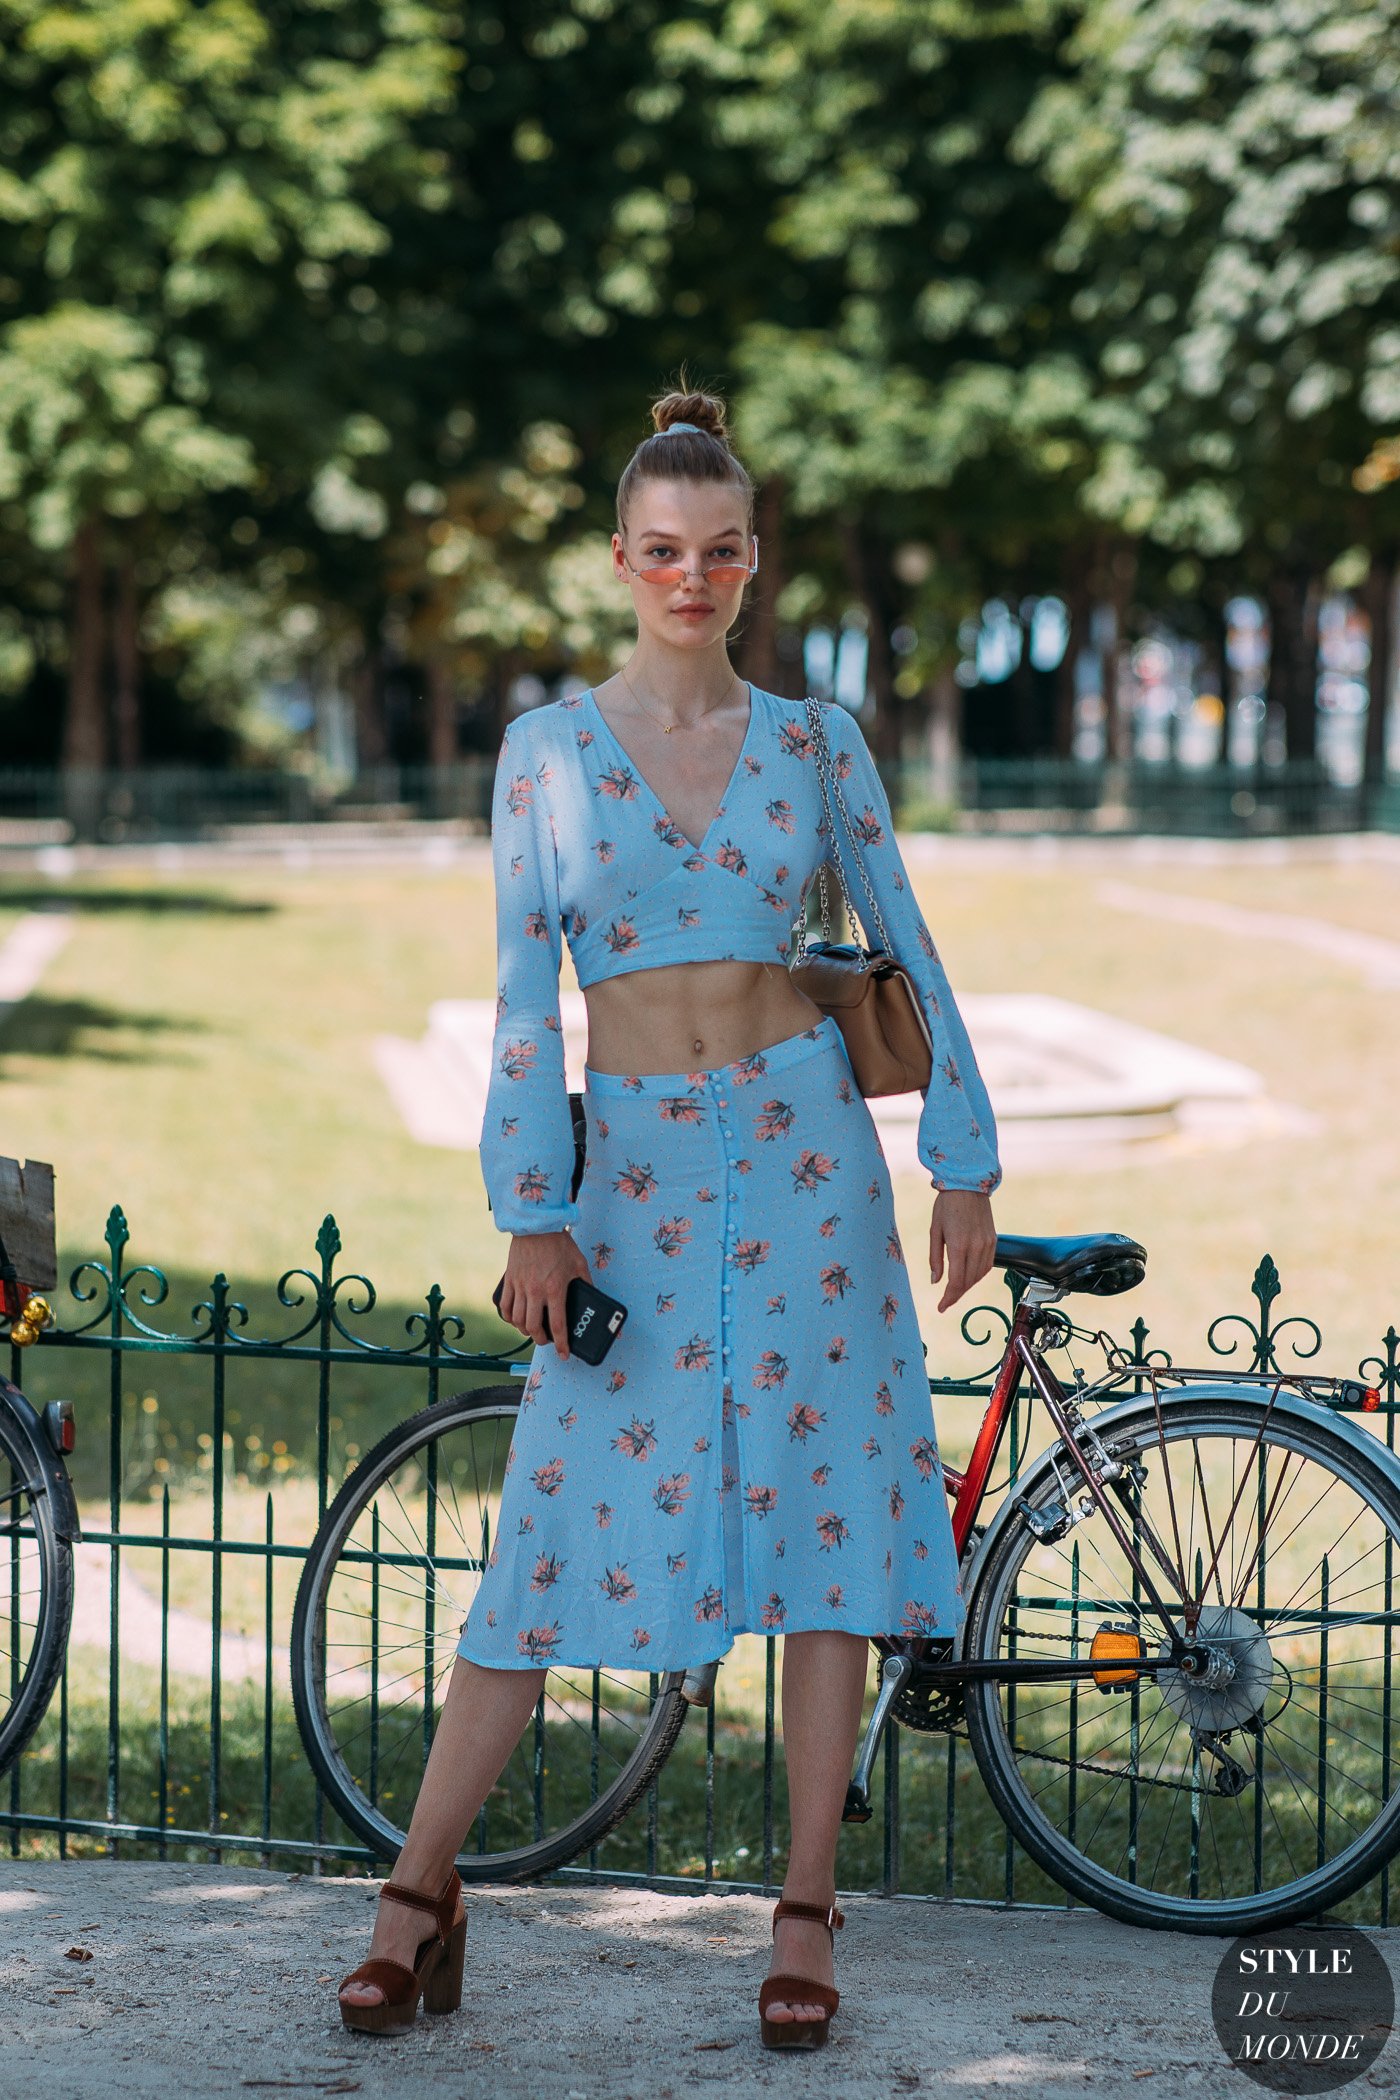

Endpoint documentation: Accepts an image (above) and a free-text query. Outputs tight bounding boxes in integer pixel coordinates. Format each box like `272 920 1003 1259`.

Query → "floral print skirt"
456 1014 964 1671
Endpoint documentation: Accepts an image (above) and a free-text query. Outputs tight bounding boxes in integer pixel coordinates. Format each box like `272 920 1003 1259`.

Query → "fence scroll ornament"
1 1211 1397 1903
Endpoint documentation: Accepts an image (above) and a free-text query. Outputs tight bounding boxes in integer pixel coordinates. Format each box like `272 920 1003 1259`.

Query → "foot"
762 1886 837 2027
338 1876 466 2013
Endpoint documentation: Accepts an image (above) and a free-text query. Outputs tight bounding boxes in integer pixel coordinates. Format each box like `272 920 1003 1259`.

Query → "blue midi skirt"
457 1014 964 1671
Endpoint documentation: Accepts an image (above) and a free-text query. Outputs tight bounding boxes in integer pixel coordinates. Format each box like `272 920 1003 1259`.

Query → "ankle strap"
772 1897 844 1935
380 1864 461 1942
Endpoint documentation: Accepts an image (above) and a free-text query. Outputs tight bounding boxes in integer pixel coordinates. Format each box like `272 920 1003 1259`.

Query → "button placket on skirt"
712 1072 748 1630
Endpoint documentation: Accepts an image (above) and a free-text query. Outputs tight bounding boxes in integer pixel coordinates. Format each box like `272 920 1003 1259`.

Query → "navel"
693 1037 704 1054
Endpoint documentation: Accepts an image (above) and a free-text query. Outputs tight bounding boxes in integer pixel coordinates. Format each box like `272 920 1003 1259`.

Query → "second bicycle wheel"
291 1386 689 1879
963 1388 1400 1932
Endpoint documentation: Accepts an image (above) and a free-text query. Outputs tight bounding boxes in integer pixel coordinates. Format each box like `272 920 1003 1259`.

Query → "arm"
820 701 1002 1198
478 716 582 1237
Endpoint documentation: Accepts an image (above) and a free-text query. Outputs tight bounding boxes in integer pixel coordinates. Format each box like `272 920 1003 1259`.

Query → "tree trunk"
64 515 107 772
1097 536 1138 764
425 658 458 769
838 516 900 760
1053 559 1092 760
928 662 962 806
1360 550 1397 788
734 475 792 695
112 545 141 770
353 636 389 772
1264 561 1318 763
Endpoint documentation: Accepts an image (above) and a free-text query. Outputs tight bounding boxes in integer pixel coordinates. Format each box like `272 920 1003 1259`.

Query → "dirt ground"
2 1861 1396 2098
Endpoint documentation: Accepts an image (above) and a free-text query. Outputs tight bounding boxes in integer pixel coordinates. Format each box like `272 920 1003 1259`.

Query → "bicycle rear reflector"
1090 1622 1145 1689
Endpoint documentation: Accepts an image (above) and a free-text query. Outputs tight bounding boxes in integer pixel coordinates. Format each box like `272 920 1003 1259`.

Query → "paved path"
3 1861 1396 2097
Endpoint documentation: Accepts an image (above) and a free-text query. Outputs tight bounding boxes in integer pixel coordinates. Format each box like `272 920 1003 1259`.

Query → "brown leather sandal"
337 1865 467 2034
757 1896 844 2051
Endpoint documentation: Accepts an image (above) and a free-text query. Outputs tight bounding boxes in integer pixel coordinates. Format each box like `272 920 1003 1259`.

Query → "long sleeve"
478 717 581 1236
819 702 1002 1196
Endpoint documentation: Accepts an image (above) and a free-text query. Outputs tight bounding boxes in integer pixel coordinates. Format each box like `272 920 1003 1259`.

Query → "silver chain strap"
791 696 895 970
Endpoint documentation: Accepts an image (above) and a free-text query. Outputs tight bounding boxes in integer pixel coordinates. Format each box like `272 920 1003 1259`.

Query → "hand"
929 1190 997 1314
499 1231 593 1359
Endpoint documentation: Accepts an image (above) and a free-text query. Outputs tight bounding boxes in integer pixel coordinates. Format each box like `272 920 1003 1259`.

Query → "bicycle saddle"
994 1231 1146 1295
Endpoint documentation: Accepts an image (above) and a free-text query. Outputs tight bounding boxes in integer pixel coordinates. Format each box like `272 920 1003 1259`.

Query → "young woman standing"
337 387 1000 2050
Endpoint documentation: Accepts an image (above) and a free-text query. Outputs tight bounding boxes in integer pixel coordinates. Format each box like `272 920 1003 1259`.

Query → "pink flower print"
760 1592 787 1630
499 1038 538 1082
677 905 701 928
774 1536 786 1559
504 773 534 817
818 1213 840 1238
531 1456 566 1496
736 1157 754 1174
653 1216 693 1258
513 1165 555 1208
885 1226 903 1260
833 746 853 781
744 1482 778 1519
916 922 940 962
766 1293 787 1315
530 1551 566 1592
667 1551 687 1575
653 814 687 848
778 719 814 760
518 1623 562 1661
713 840 748 876
909 1436 939 1481
755 1099 795 1142
941 1054 963 1090
657 1291 677 1314
862 1435 882 1460
569 907 589 939
901 1600 940 1637
597 1118 610 1139
731 1051 769 1085
605 1367 628 1393
743 753 764 774
525 907 552 945
682 853 707 874
603 916 640 957
615 1157 658 1202
695 1187 718 1204
786 1401 825 1442
597 762 639 801
774 864 789 884
811 1462 832 1486
792 1149 837 1194
594 1500 614 1527
815 1510 850 1552
630 1627 652 1652
913 1538 929 1560
675 1334 715 1372
874 1381 895 1416
599 1563 637 1603
693 1435 710 1453
516 1514 535 1534
591 1241 614 1269
880 1292 900 1328
884 1548 893 1576
852 806 885 847
819 1261 854 1301
521 1364 544 1406
594 838 616 863
732 1237 770 1272
557 1406 578 1433
576 725 595 745
720 1461 738 1493
836 1076 853 1104
653 1472 692 1516
765 797 796 834
889 1481 905 1521
659 1095 705 1124
486 1608 497 1626
891 1354 907 1380
612 1416 658 1461
694 1586 724 1624
752 1349 789 1390
825 1335 847 1364
867 1177 880 1202
824 1584 845 1610
759 886 789 915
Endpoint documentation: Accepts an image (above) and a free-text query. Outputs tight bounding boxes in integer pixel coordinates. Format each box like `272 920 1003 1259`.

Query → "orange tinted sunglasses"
620 535 759 587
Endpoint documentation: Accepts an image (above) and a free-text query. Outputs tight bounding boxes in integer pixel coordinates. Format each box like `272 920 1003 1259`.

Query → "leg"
339 1655 544 2009
763 1629 869 2026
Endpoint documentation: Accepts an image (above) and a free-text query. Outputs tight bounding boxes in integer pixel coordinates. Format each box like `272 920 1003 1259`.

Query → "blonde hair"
615 378 755 539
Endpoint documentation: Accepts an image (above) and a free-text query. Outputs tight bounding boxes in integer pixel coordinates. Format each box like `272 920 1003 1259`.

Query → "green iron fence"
4 1212 1399 1915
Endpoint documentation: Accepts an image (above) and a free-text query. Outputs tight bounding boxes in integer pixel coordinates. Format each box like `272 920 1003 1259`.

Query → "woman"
337 387 1000 2050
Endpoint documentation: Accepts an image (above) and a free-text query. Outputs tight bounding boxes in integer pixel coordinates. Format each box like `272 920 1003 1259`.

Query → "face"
613 479 757 649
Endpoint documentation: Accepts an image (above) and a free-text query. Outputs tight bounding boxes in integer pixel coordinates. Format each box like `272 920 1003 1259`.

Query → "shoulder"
499 699 575 766
816 697 874 762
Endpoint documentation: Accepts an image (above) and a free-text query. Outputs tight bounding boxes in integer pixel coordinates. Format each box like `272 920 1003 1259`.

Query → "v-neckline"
582 683 757 855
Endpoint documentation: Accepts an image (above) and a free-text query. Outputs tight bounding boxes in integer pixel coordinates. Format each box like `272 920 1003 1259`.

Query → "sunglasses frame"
617 534 760 588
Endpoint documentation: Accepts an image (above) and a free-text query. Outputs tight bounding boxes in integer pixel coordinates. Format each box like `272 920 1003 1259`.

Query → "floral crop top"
480 684 1002 1233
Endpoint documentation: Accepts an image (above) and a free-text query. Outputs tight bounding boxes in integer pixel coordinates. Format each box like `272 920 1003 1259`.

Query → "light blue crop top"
479 684 1002 1233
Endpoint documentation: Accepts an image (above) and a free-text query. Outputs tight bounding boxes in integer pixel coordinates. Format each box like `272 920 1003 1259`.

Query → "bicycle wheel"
0 1406 73 1777
963 1389 1400 1932
291 1386 689 1878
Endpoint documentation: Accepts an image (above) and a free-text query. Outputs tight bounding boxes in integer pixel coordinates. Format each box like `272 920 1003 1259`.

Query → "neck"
622 639 740 713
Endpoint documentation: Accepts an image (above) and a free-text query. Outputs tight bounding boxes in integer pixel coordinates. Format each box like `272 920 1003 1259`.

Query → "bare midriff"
583 958 824 1076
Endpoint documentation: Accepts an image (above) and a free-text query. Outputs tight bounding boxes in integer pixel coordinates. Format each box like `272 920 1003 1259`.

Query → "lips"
673 605 714 618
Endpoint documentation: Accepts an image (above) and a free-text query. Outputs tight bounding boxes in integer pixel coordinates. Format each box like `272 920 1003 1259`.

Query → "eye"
643 543 676 558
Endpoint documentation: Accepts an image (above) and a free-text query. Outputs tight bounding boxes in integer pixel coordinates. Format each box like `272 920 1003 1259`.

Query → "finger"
938 1243 972 1313
928 1214 945 1283
549 1284 571 1359
525 1292 549 1348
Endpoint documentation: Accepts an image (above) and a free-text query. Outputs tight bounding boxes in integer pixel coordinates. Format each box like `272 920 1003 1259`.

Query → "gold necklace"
618 663 739 734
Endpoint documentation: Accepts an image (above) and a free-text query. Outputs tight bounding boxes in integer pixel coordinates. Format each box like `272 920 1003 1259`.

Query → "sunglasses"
619 535 759 587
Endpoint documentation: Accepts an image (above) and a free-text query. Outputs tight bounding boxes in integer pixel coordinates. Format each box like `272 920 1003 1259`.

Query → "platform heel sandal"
338 1864 466 2034
757 1897 844 2051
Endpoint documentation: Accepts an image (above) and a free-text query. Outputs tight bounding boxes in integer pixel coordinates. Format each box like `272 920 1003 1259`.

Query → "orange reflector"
1090 1623 1145 1688
1362 1387 1382 1413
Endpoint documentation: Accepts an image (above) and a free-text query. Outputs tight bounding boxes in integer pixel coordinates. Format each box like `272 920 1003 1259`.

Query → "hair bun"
651 388 730 445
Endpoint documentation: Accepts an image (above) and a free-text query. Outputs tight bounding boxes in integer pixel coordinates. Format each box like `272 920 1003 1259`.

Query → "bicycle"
291 1225 1400 1934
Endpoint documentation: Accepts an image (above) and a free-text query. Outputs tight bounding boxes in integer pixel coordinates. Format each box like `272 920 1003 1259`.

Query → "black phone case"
491 1274 628 1365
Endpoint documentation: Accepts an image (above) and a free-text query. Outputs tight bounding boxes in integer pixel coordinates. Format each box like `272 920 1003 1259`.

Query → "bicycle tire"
291 1386 690 1879
0 1406 73 1778
963 1390 1400 1933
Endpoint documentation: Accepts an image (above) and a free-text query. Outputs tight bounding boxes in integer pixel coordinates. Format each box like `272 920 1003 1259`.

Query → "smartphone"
491 1273 628 1365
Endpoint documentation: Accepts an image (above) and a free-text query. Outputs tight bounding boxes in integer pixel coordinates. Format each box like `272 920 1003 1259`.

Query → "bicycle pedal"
841 1782 873 1825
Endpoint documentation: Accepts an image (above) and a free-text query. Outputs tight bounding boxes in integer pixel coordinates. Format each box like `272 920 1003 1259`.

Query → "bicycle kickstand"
843 1651 915 1824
